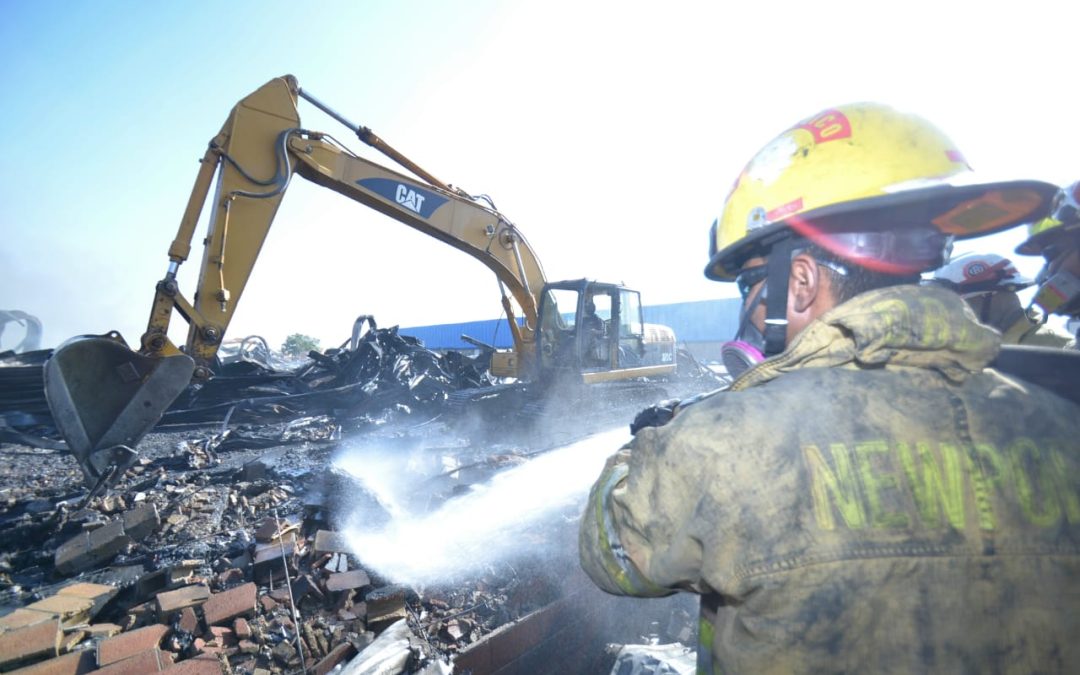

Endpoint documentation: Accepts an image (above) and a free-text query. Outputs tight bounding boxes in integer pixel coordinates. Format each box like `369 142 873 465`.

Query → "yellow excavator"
44 75 681 488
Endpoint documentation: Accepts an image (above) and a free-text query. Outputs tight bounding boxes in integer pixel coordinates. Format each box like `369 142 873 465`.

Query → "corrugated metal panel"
643 298 742 343
399 319 518 349
399 298 743 350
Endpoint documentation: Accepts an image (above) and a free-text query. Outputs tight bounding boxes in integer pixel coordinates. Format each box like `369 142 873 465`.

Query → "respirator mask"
721 264 769 379
720 246 852 380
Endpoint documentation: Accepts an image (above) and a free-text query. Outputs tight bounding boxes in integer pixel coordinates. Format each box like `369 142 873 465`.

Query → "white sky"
2 0 1077 350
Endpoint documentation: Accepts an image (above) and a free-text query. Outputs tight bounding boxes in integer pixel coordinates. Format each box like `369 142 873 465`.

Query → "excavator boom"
44 75 675 488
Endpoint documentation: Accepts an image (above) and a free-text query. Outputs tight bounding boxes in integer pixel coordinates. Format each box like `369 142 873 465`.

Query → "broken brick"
58 628 85 654
122 601 156 632
6 649 94 675
312 530 350 556
25 595 94 627
238 639 258 655
96 623 170 666
257 596 277 613
311 641 357 675
0 618 61 669
159 653 223 674
232 618 251 640
252 541 295 582
206 626 236 647
93 648 173 674
55 582 118 620
201 582 256 626
254 517 299 545
0 609 55 633
155 584 210 619
364 585 406 626
268 587 291 604
271 640 296 666
54 520 131 576
177 607 199 635
84 623 123 639
252 519 278 543
168 561 203 588
325 569 371 593
121 503 160 541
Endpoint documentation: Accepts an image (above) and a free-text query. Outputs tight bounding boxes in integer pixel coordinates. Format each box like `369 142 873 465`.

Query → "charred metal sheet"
162 319 494 428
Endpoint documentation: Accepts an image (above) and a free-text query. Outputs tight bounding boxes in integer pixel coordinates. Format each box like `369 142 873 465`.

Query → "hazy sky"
2 1 1077 350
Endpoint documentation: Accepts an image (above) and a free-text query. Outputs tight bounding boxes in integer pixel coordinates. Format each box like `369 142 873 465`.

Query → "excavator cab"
536 280 658 379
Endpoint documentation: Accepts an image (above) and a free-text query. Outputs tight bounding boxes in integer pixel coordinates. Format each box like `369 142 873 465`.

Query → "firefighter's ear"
788 253 821 314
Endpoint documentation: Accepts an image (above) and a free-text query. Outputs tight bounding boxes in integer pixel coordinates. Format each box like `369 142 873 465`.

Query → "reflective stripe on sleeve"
590 462 670 596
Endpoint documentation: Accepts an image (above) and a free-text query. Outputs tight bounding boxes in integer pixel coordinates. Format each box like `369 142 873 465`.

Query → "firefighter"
1016 181 1080 345
580 103 1080 674
928 252 1070 346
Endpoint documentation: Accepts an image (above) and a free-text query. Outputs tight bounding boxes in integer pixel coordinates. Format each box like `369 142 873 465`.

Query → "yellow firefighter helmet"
706 103 1059 280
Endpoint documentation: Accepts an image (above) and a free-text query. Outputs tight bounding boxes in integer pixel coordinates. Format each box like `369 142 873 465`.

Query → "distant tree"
281 333 320 357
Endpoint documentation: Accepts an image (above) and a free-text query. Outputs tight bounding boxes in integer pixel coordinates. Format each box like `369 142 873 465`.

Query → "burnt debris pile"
165 318 495 429
0 319 495 448
0 317 708 673
0 416 596 674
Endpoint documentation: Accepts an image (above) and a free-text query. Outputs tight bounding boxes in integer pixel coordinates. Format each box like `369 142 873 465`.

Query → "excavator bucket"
44 333 194 487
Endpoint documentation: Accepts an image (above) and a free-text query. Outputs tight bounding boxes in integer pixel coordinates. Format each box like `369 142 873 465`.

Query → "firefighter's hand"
630 399 680 435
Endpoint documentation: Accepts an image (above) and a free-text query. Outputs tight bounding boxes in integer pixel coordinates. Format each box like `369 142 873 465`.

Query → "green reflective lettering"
1008 438 1061 527
898 441 966 529
920 297 951 349
855 440 908 528
967 443 1005 532
1049 445 1080 524
804 444 865 530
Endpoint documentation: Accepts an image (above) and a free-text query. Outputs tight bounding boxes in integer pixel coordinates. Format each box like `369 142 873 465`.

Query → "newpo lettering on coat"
803 439 1079 531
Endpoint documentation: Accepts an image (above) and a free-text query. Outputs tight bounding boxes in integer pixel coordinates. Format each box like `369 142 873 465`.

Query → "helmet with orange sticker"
706 103 1059 281
1015 180 1080 256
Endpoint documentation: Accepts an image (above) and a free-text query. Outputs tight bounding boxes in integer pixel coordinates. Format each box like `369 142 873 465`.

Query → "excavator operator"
579 103 1080 673
928 252 1071 347
581 295 606 365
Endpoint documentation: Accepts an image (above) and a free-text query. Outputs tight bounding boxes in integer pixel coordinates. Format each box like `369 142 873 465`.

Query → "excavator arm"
147 74 544 378
45 75 549 487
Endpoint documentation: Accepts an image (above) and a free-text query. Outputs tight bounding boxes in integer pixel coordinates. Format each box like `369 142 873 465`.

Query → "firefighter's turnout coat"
580 284 1080 674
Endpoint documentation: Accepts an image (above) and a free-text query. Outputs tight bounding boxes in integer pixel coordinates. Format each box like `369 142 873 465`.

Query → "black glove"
629 398 680 435
628 387 728 435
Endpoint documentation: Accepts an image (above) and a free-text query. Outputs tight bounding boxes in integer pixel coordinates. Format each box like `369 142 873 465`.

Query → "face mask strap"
763 238 793 356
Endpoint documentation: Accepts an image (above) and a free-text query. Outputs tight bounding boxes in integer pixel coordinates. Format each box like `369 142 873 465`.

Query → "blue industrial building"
399 298 742 362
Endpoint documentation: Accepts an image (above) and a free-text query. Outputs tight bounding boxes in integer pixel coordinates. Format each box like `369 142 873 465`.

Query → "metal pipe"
506 227 533 301
298 87 453 192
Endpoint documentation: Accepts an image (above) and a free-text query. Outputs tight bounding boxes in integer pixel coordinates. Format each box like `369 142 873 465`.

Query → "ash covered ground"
0 414 697 674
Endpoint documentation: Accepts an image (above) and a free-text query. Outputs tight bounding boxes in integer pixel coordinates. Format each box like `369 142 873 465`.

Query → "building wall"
399 298 742 363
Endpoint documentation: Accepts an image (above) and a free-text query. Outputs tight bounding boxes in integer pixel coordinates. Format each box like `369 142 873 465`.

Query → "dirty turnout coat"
580 285 1080 674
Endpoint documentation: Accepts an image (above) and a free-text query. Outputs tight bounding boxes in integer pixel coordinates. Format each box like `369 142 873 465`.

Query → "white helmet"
930 253 1034 295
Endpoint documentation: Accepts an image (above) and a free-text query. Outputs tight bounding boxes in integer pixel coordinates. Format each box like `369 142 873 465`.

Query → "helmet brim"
706 180 1059 280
